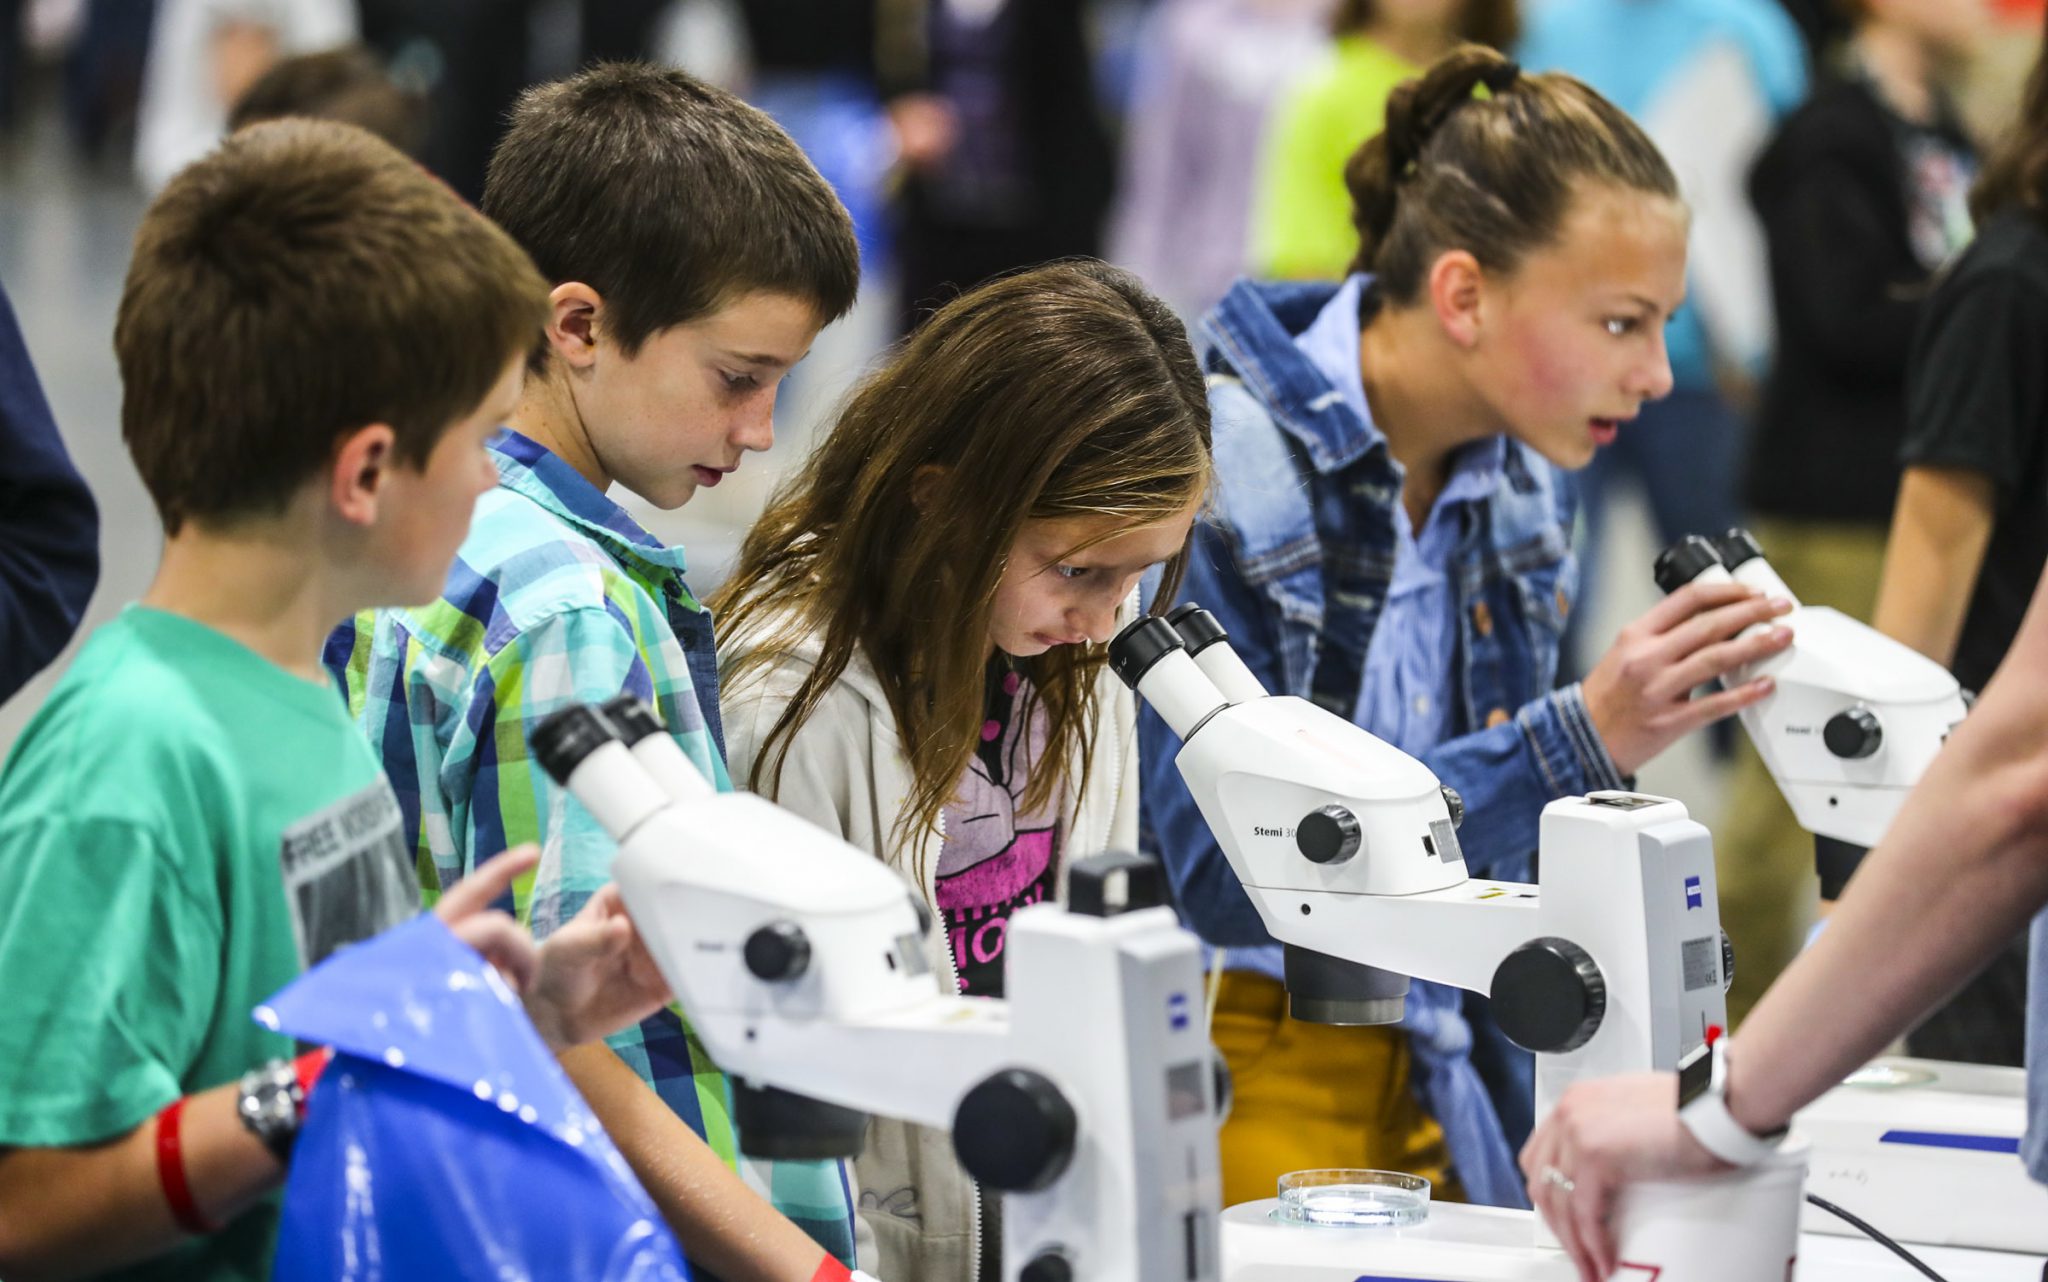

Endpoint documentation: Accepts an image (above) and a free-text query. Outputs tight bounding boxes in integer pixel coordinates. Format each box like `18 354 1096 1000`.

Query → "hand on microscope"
1526 563 2048 1282
1580 579 1793 775
433 845 674 1052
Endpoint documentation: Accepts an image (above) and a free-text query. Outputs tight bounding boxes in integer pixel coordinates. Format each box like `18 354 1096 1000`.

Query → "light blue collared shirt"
1289 277 1505 750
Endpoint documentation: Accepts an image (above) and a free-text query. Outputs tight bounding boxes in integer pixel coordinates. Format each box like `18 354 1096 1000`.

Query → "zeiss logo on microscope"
1168 993 1192 1032
1684 876 1704 910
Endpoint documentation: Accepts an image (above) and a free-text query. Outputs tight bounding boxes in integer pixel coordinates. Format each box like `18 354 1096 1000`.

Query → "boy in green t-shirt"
0 121 673 1282
328 65 869 1282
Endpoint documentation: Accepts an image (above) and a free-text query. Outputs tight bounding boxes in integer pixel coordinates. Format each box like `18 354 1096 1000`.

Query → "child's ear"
1426 249 1486 349
331 423 399 527
909 463 950 513
543 282 605 371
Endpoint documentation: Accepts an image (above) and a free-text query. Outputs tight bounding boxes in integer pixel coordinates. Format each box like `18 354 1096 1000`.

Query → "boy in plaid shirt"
328 64 864 1282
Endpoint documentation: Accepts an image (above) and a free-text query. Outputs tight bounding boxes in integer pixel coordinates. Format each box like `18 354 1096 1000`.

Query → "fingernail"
1757 677 1776 694
1771 626 1792 642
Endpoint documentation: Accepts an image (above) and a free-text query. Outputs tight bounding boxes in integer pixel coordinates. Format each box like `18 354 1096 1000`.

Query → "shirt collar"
1295 278 1506 512
488 428 692 578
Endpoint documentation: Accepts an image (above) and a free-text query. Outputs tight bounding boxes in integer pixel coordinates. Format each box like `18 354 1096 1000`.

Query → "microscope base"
1797 1056 2048 1254
1220 1199 2042 1281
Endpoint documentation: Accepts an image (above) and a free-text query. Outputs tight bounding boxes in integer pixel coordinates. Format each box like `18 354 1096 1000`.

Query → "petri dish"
1272 1169 1431 1228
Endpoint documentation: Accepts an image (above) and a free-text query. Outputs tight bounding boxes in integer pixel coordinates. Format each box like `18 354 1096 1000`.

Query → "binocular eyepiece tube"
1110 605 1271 741
531 702 671 843
1653 528 1800 608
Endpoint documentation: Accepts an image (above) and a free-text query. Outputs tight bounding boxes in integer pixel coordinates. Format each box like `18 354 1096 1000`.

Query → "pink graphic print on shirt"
935 667 1062 997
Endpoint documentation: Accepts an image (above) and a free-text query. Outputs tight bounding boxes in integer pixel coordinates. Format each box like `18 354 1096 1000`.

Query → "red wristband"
154 1096 219 1235
293 1047 332 1119
810 1254 853 1282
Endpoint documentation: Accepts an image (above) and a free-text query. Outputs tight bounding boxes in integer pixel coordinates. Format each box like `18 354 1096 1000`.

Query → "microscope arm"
716 998 1015 1129
1246 880 1541 996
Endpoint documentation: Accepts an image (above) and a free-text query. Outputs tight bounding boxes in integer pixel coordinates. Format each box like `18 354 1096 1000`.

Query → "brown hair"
1971 8 2048 227
484 62 860 371
713 261 1212 872
1344 45 1679 302
228 46 427 156
117 119 547 535
1332 0 1520 58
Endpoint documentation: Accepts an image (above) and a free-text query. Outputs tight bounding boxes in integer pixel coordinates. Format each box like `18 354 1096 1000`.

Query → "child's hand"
524 884 673 1051
434 845 542 992
1582 581 1793 776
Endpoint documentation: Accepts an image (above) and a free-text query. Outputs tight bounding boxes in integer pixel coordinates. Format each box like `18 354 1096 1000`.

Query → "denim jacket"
1139 279 1627 1203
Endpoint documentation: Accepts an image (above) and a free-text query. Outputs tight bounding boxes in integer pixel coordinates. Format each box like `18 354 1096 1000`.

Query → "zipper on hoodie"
925 808 989 1282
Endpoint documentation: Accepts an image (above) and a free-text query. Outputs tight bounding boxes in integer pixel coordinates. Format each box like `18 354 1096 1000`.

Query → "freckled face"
379 356 526 606
578 290 823 509
1469 184 1690 470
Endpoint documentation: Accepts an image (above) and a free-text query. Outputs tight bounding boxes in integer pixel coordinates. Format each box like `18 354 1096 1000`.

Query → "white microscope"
1652 529 1969 891
1111 607 1784 1281
1654 530 2048 1257
1121 604 2047 1280
530 696 1225 1282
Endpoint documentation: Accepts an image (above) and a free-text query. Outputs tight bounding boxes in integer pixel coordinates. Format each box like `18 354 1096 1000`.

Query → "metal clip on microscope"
1112 606 1801 1281
1656 532 2048 1256
530 696 1225 1282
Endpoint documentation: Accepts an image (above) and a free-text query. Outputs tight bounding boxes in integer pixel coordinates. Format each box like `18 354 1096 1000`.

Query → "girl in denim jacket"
1139 45 1797 1214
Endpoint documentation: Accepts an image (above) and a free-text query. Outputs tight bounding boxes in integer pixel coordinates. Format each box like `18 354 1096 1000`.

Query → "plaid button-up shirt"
326 429 858 1265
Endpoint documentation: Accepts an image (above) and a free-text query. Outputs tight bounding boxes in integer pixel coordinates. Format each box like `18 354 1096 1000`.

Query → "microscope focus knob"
1440 785 1465 830
1823 707 1883 760
1721 930 1736 992
953 1069 1077 1192
1490 938 1606 1054
1296 806 1362 865
1020 1252 1074 1282
743 921 812 982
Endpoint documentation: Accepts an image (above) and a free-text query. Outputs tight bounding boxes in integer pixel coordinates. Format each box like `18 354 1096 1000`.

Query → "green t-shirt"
1251 34 1418 282
0 607 420 1282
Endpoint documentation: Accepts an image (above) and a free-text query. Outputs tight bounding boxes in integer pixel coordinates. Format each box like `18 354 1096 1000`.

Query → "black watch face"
1677 1041 1713 1108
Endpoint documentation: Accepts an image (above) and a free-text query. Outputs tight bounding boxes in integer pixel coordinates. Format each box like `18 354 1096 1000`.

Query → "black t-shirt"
1898 210 2048 692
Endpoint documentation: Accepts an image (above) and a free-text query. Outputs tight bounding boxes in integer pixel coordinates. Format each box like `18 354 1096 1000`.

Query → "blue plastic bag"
261 914 690 1282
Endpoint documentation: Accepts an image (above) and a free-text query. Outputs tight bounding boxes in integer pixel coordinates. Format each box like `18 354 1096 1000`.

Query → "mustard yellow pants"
1210 971 1464 1209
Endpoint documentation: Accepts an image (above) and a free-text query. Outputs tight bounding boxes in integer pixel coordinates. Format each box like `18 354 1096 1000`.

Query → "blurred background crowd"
1 0 2043 1033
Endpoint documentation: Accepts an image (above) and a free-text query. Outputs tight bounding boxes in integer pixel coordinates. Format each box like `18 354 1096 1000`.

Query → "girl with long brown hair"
712 258 1212 1282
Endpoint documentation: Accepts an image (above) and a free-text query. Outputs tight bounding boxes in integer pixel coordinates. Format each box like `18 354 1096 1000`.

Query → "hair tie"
1481 60 1522 94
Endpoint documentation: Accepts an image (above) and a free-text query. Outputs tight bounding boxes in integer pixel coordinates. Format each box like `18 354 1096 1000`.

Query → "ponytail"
1343 44 1678 300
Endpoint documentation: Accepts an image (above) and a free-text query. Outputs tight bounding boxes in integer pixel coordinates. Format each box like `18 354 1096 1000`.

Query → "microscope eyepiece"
599 694 665 747
1108 616 1185 690
1165 603 1228 656
531 703 623 785
1712 528 1765 571
1652 535 1725 595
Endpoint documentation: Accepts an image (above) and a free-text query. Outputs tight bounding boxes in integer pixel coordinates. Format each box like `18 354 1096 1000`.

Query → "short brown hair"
1345 45 1679 303
228 46 428 157
484 63 860 369
118 119 548 534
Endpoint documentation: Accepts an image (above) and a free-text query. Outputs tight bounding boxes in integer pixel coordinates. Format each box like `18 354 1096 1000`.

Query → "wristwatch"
236 1058 309 1162
1677 1035 1788 1167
